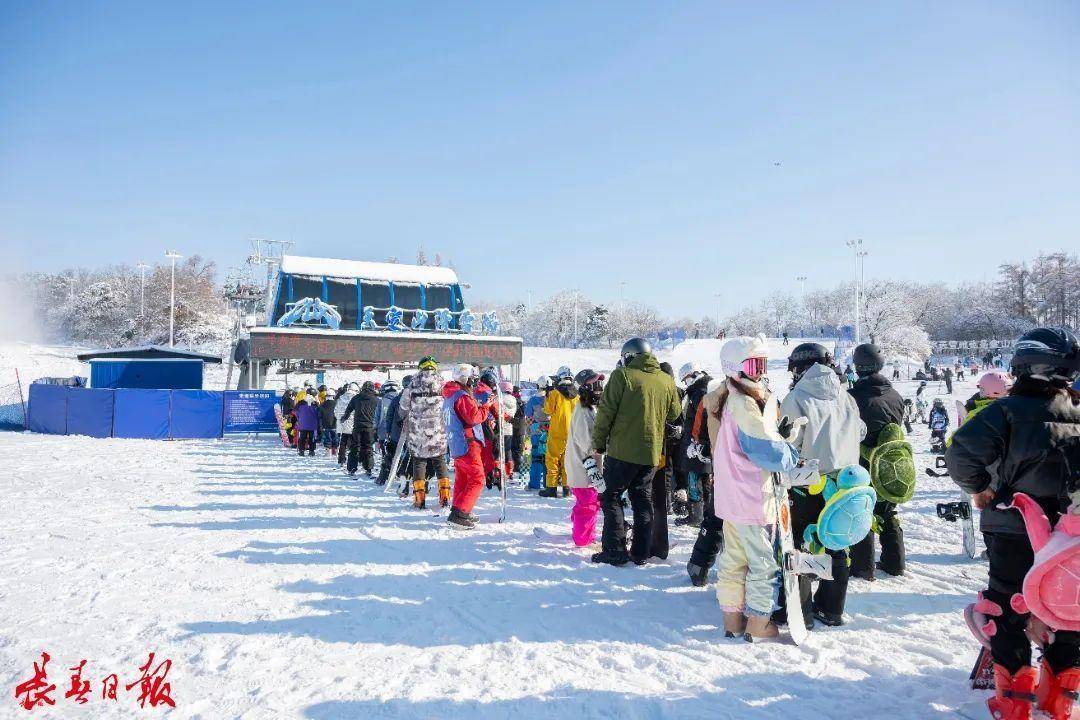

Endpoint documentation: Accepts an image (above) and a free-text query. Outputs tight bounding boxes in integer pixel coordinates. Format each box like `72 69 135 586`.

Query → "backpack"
804 465 877 552
862 422 917 504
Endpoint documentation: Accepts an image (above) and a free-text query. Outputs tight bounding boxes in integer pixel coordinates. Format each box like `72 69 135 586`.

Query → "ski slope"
0 347 994 719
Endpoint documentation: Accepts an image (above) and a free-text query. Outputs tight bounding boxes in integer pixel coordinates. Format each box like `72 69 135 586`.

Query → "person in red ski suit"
444 364 494 529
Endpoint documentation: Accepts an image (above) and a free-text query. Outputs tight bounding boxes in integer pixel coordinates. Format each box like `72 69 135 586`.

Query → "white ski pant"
715 521 780 618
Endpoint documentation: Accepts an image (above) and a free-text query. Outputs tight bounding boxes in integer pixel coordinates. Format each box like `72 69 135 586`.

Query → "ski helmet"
361 381 375 393
933 398 945 408
453 363 477 385
788 342 833 378
418 355 438 371
402 374 414 389
555 365 572 380
620 338 652 364
678 361 705 386
479 369 500 389
574 368 605 404
852 343 885 376
720 334 769 378
977 370 1013 399
1010 327 1080 382
536 375 552 390
380 381 400 396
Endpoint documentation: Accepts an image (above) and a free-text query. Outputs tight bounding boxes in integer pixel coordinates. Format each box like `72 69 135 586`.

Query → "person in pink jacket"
564 369 606 546
711 335 800 640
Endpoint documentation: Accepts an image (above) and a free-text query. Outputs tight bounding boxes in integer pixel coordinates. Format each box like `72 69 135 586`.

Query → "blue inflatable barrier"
28 383 68 435
66 388 115 438
113 389 171 439
170 390 224 439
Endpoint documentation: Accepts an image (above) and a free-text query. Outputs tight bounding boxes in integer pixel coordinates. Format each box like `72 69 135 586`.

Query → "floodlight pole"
846 239 863 343
137 261 148 318
165 250 182 346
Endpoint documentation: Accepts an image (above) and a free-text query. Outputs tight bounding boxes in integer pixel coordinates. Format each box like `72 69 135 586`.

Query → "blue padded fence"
25 385 280 440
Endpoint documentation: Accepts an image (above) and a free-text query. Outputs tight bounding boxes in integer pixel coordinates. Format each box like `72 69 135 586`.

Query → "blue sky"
2 1 1078 316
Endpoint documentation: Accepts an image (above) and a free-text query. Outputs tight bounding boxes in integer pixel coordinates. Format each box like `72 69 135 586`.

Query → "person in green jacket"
590 338 681 566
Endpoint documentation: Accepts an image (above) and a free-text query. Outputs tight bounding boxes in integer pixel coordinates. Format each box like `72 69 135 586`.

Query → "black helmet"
574 368 601 387
620 337 652 364
1010 327 1080 381
852 343 885 376
788 342 832 376
480 369 500 389
380 381 400 397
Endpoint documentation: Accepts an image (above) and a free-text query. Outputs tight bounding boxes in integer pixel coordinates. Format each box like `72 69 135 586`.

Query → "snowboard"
495 378 508 523
383 417 412 496
772 472 810 646
533 527 573 544
953 400 978 559
273 405 292 447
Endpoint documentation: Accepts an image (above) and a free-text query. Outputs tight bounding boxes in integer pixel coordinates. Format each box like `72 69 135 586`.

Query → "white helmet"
720 334 770 377
453 363 477 384
556 365 572 379
678 361 700 384
536 375 552 390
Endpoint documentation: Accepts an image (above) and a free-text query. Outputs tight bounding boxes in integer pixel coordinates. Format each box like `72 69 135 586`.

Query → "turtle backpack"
861 423 917 505
803 465 877 552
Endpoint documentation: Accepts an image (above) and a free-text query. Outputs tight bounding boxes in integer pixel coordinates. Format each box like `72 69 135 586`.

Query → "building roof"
280 255 459 285
76 346 223 363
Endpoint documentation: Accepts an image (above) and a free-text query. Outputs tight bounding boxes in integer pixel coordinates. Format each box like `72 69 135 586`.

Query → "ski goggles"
741 357 768 378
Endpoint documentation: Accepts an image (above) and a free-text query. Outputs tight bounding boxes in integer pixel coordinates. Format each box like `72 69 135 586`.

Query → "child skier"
564 369 605 546
712 335 801 640
780 342 866 627
525 376 552 490
928 398 950 453
293 398 319 457
946 327 1080 720
540 367 579 498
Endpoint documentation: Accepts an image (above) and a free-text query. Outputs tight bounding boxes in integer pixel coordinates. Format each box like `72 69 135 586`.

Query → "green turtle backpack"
862 422 917 504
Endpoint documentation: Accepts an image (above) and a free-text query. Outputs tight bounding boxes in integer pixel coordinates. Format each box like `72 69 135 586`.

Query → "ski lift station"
241 255 523 387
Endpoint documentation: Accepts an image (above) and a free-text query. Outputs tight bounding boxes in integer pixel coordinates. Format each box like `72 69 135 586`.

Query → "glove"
668 425 683 440
784 458 821 488
583 456 605 493
674 488 688 503
687 440 708 462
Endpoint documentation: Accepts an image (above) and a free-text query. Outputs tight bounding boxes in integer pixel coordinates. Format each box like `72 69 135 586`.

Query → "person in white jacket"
564 369 606 547
779 343 866 628
334 382 359 467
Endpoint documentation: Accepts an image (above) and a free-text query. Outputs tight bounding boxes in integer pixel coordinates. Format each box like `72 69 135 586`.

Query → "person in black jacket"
945 327 1080 720
648 362 683 560
675 364 712 528
342 381 380 476
847 343 907 580
318 391 338 456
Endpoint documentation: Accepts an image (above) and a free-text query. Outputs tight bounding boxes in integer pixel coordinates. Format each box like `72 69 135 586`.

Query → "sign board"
249 329 523 367
223 390 280 433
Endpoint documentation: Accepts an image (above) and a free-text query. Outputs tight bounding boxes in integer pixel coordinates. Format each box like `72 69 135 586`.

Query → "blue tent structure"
76 346 221 390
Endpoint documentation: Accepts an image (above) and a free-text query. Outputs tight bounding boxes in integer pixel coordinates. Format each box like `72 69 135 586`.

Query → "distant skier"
674 362 712 529
510 386 528 478
847 343 907 580
525 376 552 491
943 365 954 394
928 398 950 453
342 381 380 477
376 378 408 487
945 327 1080 720
293 398 319 457
782 331 789 346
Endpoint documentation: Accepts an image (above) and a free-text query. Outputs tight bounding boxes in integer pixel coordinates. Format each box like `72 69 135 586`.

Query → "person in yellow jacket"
539 367 578 498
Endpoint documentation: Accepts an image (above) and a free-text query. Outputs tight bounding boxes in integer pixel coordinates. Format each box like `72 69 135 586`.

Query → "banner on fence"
223 390 280 433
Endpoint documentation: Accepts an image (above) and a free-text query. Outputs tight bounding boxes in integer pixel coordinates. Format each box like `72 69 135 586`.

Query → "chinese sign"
248 329 523 366
223 390 280 433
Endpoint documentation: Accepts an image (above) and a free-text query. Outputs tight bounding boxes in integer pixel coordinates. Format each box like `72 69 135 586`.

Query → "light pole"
620 281 627 306
165 250 182 346
796 275 807 297
572 289 579 348
137 261 148 318
845 239 863 343
714 292 723 329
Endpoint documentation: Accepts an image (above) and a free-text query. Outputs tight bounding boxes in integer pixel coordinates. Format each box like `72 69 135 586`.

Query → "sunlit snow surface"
0 341 989 718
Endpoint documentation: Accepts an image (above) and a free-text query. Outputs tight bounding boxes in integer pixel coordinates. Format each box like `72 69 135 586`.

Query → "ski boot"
1037 661 1080 720
686 561 709 587
447 507 475 530
590 549 630 566
988 665 1037 720
537 487 559 498
560 485 569 498
438 478 451 508
412 479 427 510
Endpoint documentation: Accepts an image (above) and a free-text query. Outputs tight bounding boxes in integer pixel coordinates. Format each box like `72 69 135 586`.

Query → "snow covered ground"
0 337 994 719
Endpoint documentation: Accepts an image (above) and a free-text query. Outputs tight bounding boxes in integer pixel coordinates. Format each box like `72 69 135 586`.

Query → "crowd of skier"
274 326 1080 720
